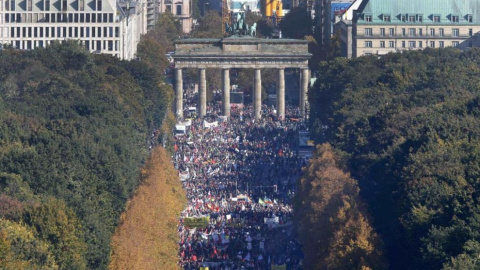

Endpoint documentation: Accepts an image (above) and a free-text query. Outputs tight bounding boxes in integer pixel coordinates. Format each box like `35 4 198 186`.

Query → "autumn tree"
109 147 186 270
294 144 386 270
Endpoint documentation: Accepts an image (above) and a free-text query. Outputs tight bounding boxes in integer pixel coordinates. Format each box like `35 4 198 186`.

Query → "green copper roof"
356 0 480 24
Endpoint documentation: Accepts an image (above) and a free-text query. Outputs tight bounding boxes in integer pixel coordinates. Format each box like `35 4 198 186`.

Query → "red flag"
174 143 178 152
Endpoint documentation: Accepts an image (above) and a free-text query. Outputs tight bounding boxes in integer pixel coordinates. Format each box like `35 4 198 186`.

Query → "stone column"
198 68 207 117
254 69 262 120
277 68 285 120
300 68 309 117
222 69 230 117
174 68 183 119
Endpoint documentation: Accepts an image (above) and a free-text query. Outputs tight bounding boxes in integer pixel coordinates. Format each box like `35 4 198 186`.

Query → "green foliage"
0 218 58 269
0 41 169 269
308 48 480 269
279 7 313 39
191 10 223 38
24 198 86 269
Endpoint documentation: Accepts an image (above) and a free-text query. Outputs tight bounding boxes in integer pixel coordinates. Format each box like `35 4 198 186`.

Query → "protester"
176 86 306 270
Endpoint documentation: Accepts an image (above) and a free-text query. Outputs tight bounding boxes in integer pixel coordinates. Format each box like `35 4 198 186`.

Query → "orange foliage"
294 144 387 270
109 147 186 270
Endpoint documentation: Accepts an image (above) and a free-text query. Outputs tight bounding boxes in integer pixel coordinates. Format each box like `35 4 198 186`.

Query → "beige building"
0 0 147 59
159 0 192 33
336 0 480 58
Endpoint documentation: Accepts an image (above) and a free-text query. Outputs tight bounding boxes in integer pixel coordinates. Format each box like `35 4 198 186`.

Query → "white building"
0 0 147 59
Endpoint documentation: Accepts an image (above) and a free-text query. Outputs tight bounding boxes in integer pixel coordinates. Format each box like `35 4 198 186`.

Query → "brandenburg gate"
172 37 311 120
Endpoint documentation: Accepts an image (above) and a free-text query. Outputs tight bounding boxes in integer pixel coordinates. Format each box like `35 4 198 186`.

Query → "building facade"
336 0 480 58
0 0 147 59
159 0 192 33
146 0 159 30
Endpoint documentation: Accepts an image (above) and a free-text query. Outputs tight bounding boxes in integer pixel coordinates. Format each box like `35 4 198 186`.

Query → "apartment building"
159 0 192 33
0 0 147 59
336 0 480 58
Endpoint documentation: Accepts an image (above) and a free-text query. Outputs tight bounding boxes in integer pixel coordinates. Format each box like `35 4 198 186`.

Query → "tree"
191 10 223 38
294 144 387 270
279 7 313 39
109 147 186 270
307 48 480 269
25 198 87 269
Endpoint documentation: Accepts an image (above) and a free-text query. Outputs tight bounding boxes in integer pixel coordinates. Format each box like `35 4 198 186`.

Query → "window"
389 28 395 36
452 28 459 37
401 15 406 22
166 5 171 12
380 41 385 48
365 28 372 36
176 4 182 15
409 28 416 36
380 28 385 37
402 41 406 48
452 41 459 47
383 15 391 22
430 28 435 36
419 41 423 48
417 15 423 22
452 15 459 22
467 14 473 23
365 41 372 48
409 41 416 48
439 41 444 48
365 14 372 22
469 28 473 37
389 41 395 48
439 28 444 37
433 15 440 22
402 28 406 36
419 28 423 36
408 15 415 22
430 41 435 48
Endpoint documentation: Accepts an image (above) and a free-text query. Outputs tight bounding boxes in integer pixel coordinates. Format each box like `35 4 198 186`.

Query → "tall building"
0 0 147 59
314 0 353 50
336 0 480 58
159 0 192 33
146 0 159 30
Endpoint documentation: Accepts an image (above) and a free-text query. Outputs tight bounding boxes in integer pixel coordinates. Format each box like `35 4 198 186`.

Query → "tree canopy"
308 48 480 269
0 40 171 269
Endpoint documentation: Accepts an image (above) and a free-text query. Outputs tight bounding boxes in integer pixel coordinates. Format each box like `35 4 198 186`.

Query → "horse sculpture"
224 12 257 37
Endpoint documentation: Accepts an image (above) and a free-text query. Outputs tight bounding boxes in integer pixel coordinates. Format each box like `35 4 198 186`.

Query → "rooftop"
356 0 480 24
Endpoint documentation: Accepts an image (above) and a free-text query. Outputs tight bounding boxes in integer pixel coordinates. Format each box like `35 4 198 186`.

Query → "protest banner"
184 216 209 228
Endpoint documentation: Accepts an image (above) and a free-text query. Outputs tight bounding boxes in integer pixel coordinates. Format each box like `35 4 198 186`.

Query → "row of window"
364 40 461 48
1 0 103 12
364 14 473 23
2 12 115 23
1 25 120 38
364 27 474 37
2 39 120 53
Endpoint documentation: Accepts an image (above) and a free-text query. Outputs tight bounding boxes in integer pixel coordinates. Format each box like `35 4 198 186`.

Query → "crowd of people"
175 88 308 270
